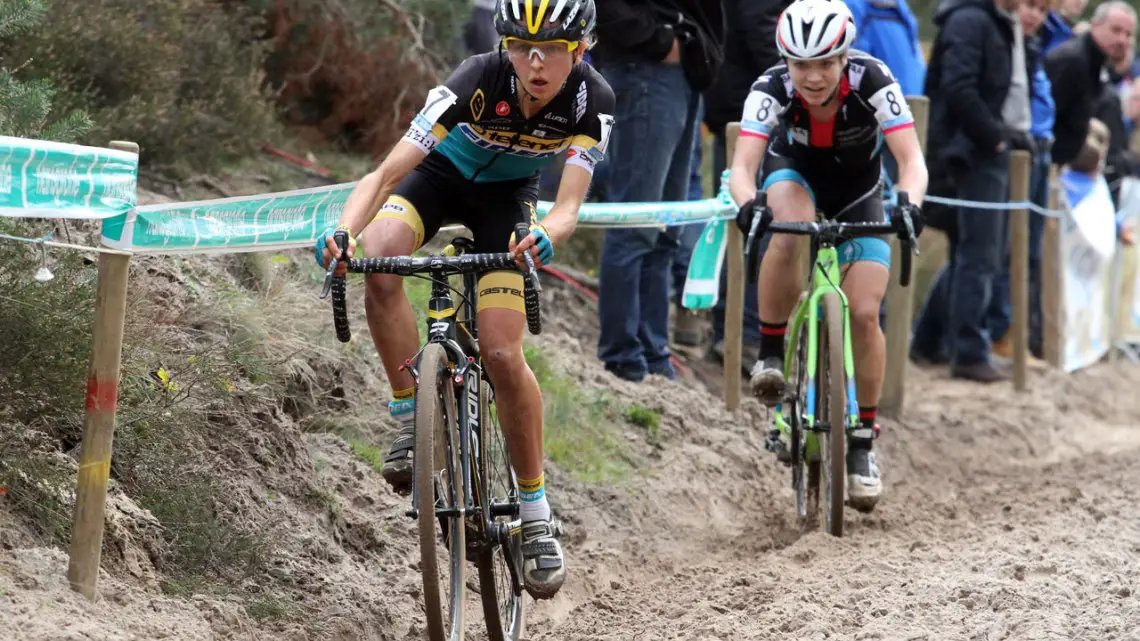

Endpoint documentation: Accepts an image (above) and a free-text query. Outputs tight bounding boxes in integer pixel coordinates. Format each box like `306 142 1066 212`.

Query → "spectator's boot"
672 305 705 347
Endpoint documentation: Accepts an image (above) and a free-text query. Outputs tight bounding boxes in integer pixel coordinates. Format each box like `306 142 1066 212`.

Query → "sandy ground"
2 274 1139 641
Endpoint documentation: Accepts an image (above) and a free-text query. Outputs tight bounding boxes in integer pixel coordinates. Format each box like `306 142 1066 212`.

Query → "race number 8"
885 91 902 116
756 96 774 121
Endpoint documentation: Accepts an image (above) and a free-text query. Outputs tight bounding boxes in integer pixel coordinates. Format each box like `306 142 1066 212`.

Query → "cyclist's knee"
364 271 404 300
766 179 815 223
849 296 881 335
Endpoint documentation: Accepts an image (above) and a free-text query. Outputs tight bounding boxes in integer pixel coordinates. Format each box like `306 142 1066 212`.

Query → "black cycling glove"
735 197 757 234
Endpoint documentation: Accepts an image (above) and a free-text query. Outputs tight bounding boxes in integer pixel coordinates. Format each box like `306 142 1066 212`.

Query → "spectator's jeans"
709 125 764 346
670 96 707 305
987 145 1050 355
595 62 699 377
913 149 1011 366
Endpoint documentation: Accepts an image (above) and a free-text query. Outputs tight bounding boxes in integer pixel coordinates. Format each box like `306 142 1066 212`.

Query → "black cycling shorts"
759 153 890 268
371 153 538 314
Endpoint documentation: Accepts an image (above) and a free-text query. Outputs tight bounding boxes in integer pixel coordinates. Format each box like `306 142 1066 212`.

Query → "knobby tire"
819 293 848 537
415 343 466 641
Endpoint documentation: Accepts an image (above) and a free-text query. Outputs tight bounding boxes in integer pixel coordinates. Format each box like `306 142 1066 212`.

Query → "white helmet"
776 0 857 61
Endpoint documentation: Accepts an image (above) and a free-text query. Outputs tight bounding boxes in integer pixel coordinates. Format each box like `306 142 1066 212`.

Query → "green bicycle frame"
772 242 861 460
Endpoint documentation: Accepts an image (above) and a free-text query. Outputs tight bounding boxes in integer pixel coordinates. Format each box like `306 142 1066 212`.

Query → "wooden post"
67 141 138 601
880 96 929 419
1042 166 1063 367
724 123 743 411
1009 150 1032 391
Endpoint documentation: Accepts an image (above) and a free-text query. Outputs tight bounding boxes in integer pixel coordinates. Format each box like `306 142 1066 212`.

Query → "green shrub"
7 0 278 175
0 0 92 141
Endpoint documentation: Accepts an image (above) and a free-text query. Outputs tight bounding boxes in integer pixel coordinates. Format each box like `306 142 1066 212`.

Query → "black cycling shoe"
765 427 793 465
381 423 415 494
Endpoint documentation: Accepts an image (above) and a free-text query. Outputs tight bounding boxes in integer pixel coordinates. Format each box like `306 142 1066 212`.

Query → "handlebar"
743 191 922 288
319 223 545 343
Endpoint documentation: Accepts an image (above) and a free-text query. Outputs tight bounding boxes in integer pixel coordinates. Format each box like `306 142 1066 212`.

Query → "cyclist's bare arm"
729 134 768 207
511 162 592 266
885 126 928 206
731 74 782 207
547 163 592 242
337 140 428 237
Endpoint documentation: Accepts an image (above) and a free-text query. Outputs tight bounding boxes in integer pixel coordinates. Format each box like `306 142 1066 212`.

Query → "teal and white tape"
0 136 137 219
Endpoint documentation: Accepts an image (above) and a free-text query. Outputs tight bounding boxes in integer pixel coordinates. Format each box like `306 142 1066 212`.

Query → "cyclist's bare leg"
840 261 890 409
358 217 421 491
359 218 420 388
477 303 565 599
751 180 813 405
475 307 544 484
840 259 890 509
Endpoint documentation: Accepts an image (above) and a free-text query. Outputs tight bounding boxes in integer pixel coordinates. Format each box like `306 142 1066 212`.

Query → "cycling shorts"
370 154 536 315
759 154 891 269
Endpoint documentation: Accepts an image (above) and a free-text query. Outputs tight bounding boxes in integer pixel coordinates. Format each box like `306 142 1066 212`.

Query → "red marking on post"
85 378 119 414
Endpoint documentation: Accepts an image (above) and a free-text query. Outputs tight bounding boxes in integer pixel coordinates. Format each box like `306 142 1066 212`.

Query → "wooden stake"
1042 166 1063 368
724 123 743 411
880 96 929 419
67 140 138 601
1009 150 1031 391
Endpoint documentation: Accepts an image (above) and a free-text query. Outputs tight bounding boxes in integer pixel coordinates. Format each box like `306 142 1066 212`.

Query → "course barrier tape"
101 173 742 254
0 136 137 220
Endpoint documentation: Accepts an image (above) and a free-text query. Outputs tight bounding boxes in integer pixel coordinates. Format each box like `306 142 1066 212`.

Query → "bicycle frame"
401 243 519 543
774 237 860 459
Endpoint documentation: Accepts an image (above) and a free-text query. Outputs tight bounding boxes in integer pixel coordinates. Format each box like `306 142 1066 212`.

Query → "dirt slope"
524 310 1140 641
2 202 1139 640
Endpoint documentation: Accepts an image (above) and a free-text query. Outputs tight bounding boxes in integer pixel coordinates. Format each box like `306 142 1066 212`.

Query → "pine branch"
0 0 49 40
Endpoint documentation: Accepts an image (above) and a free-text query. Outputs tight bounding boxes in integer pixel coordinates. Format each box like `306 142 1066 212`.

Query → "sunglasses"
503 37 580 59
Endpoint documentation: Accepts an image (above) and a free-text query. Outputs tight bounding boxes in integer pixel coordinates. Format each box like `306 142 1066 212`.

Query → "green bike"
743 191 920 537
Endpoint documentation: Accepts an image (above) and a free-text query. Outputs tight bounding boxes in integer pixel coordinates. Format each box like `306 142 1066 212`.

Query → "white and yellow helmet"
776 0 857 61
495 0 597 42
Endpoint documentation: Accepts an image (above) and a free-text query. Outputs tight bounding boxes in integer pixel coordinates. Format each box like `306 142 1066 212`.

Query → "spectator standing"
702 0 790 369
670 99 710 348
592 0 726 382
992 0 1055 361
1046 1 1134 175
911 0 1031 382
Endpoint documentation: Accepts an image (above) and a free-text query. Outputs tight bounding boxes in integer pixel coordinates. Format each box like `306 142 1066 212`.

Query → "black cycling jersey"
402 51 616 184
741 52 914 172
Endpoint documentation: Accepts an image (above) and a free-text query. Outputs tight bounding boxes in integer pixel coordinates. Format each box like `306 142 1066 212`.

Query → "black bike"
321 223 542 641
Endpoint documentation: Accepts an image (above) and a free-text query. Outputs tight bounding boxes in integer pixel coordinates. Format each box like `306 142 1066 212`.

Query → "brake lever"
901 207 920 256
514 223 543 294
743 191 769 260
320 229 350 300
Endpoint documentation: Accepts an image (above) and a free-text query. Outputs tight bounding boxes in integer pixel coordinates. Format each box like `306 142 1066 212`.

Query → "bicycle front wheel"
415 343 466 641
818 292 848 537
475 379 525 641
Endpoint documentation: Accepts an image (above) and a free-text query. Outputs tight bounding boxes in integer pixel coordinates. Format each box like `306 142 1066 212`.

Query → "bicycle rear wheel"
818 293 848 537
415 343 466 641
475 379 525 641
